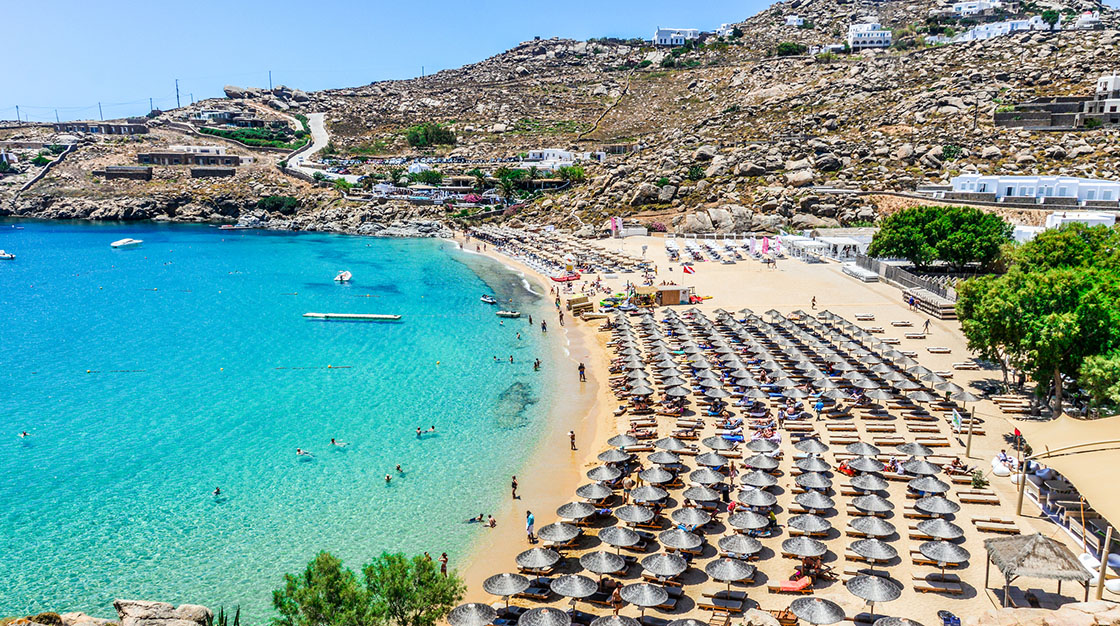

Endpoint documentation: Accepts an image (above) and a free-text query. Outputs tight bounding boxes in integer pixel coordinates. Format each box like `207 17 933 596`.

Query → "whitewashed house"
652 27 700 46
946 174 1120 205
170 145 228 155
1013 211 1116 242
847 20 892 49
0 150 15 164
951 0 1002 16
1075 10 1101 29
407 163 432 175
715 23 737 37
952 15 1059 42
1084 74 1120 117
785 16 805 27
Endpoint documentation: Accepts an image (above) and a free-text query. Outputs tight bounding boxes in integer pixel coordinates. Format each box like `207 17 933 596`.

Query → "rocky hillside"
2 0 1118 235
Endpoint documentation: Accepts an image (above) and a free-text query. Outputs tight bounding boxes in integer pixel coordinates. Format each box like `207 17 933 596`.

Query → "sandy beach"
452 231 1101 623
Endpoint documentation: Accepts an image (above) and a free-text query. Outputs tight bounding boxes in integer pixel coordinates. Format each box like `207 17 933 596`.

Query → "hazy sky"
2 0 758 122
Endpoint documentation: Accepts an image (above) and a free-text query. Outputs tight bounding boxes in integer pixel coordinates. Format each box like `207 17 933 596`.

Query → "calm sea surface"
0 220 560 620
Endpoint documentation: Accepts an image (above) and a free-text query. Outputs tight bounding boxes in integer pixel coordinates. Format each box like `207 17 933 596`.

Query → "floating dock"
303 312 402 321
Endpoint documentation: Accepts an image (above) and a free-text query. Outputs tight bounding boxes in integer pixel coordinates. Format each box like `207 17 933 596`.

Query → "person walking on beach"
923 319 931 334
526 511 536 543
541 321 547 333
559 311 565 326
610 586 622 616
569 430 577 450
511 475 519 499
811 296 817 310
578 362 586 382
439 553 448 577
815 398 825 421
622 476 635 503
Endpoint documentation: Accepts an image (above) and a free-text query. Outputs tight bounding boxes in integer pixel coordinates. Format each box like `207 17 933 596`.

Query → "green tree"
957 274 1030 389
406 123 456 148
527 166 540 181
407 170 443 185
387 167 406 185
1080 351 1120 411
556 166 586 182
867 206 941 268
1012 223 1120 273
1040 10 1060 30
776 42 807 56
466 168 488 192
256 196 301 214
0 160 12 174
272 552 374 626
498 177 518 203
867 205 1011 270
362 553 464 626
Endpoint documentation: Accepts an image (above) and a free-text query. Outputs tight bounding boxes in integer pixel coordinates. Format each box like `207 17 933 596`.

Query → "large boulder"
680 212 714 233
815 152 842 172
694 145 718 161
61 614 114 626
114 601 210 626
736 161 766 176
708 208 735 232
630 183 660 206
658 185 677 202
785 170 815 187
980 146 1002 160
223 85 248 99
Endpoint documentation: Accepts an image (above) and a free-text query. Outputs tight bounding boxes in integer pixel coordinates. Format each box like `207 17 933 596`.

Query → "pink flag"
762 237 770 254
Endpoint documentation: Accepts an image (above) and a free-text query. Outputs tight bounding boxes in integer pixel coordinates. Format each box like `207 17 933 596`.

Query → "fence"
855 254 958 301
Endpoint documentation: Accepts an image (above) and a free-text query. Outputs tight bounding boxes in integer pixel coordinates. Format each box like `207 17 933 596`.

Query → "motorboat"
334 271 352 283
0 250 13 260
496 310 521 318
481 295 498 304
110 238 143 248
218 224 250 230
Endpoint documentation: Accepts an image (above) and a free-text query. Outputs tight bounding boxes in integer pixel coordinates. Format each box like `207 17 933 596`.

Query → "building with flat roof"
652 27 700 46
53 121 149 135
941 174 1120 207
847 20 892 49
138 152 242 167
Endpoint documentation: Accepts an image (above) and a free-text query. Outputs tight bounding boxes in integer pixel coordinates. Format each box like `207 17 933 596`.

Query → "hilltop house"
1013 211 1116 242
715 23 737 37
785 16 805 27
950 0 1003 16
994 74 1120 128
137 151 242 167
53 121 149 135
952 14 1059 42
936 174 1120 208
522 148 604 172
652 27 700 46
847 20 892 49
1075 10 1102 29
407 163 432 175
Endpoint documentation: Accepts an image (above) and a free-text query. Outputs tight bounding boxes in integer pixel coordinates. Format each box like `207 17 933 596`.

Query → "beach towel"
780 576 812 592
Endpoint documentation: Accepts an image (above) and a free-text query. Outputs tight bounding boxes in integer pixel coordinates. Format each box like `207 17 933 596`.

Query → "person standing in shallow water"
511 475 519 499
578 362 586 382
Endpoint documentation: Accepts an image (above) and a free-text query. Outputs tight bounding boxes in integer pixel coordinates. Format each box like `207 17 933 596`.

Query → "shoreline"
448 234 620 600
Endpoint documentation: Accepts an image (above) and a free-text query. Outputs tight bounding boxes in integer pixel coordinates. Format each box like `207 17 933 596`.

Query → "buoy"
86 369 91 373
220 368 224 371
437 361 441 366
328 365 333 369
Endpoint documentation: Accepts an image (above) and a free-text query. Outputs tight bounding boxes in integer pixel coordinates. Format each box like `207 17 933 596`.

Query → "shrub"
687 165 704 181
971 469 989 489
199 126 306 150
406 123 456 148
556 166 586 182
650 221 668 232
659 57 677 68
257 195 301 214
312 171 329 183
1085 118 1103 129
941 145 962 161
31 155 51 166
408 169 444 185
775 42 807 56
0 161 13 174
46 144 67 155
638 60 652 68
656 177 670 187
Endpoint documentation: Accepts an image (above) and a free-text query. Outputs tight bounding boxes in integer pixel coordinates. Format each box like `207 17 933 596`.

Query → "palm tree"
498 177 518 204
473 171 488 193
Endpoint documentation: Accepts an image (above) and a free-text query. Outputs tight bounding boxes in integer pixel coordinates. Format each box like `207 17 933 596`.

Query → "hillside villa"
994 74 1120 129
930 174 1120 208
785 15 805 27
652 27 699 46
847 19 892 49
1012 211 1117 242
52 120 149 135
950 0 1004 16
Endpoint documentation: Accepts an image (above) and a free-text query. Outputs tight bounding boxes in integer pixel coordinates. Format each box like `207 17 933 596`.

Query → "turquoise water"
0 220 560 621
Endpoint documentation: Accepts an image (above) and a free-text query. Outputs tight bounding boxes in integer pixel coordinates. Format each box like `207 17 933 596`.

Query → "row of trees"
957 223 1120 415
272 552 464 626
867 205 1012 270
406 123 456 148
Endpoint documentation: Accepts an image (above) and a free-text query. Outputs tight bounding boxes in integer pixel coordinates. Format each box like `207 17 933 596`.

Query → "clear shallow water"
0 220 559 620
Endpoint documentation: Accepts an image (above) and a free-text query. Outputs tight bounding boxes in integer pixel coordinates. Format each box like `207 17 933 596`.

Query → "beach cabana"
984 533 1093 606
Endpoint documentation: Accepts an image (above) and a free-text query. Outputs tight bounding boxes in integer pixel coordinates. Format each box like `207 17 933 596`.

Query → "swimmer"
297 448 313 456
428 425 436 433
488 514 496 528
331 438 348 447
19 431 30 438
385 474 392 483
417 427 422 438
213 487 221 497
396 464 402 473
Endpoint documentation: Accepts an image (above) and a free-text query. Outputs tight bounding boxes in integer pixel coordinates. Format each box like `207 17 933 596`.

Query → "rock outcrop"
113 601 210 626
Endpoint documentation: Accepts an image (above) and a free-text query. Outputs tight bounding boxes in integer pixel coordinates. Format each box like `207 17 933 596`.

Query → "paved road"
288 112 361 184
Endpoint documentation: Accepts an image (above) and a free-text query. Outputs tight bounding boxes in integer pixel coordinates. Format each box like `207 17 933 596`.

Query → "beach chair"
767 610 797 626
864 326 885 333
913 574 964 595
826 423 857 432
891 320 913 327
767 576 814 594
855 313 875 321
702 590 748 600
903 506 934 520
789 527 828 538
952 361 981 370
959 490 999 505
904 332 926 340
698 597 744 613
866 424 897 434
707 611 731 626
972 516 1020 534
911 550 964 568
927 347 952 354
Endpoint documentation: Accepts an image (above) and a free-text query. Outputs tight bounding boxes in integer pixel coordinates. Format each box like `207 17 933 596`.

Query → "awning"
1021 415 1120 528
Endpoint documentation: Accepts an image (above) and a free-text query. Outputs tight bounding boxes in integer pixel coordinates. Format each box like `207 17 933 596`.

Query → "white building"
951 0 1002 16
1012 211 1116 242
946 174 1120 205
715 23 737 37
847 20 892 49
652 27 700 46
785 16 805 27
407 163 432 175
952 15 1059 42
0 150 14 164
170 145 228 155
1075 10 1101 29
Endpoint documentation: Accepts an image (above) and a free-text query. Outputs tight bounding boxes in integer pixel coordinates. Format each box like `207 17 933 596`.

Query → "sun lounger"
864 326 885 333
915 437 950 447
911 549 964 568
959 490 999 505
953 361 981 370
881 337 901 345
892 320 914 327
789 527 829 538
866 425 897 434
698 597 744 613
767 576 814 594
855 313 875 321
830 436 860 445
907 424 941 434
927 347 952 354
913 576 964 594
845 548 889 564
767 610 797 626
826 423 858 432
972 517 1020 534
903 506 934 519
847 507 888 518
905 332 926 340
702 590 748 600
516 586 551 600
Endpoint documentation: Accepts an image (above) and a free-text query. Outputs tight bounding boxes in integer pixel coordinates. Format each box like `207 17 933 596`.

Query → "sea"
0 219 562 621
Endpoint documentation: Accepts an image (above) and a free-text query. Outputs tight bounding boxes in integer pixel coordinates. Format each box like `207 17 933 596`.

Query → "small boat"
551 272 581 283
303 312 401 321
496 310 521 318
111 238 143 248
481 295 498 304
0 250 13 260
218 224 251 230
334 271 352 283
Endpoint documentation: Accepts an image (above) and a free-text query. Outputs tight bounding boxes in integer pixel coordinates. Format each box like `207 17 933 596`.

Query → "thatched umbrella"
908 390 939 404
871 618 922 626
587 466 622 482
702 436 738 451
847 442 881 456
689 467 725 485
580 551 626 579
849 456 885 474
619 583 668 618
745 454 780 471
697 452 730 468
631 485 669 503
682 485 722 502
796 456 831 473
852 494 894 513
598 526 641 553
790 597 845 625
609 434 640 448
663 386 691 398
598 449 632 464
517 547 561 571
615 505 654 525
795 490 836 511
558 502 597 521
659 527 703 551
719 534 762 557
705 558 757 591
845 575 902 621
641 553 688 579
917 518 964 540
983 533 1094 606
902 459 941 476
789 514 832 535
639 467 675 485
655 437 690 452
591 617 640 626
908 476 951 495
849 516 896 538
518 607 571 626
484 573 529 608
577 483 613 501
667 620 708 626
741 470 778 489
795 438 830 454
671 507 712 529
896 442 934 457
538 522 581 544
747 439 780 453
850 538 898 573
449 603 498 626
851 473 889 492
916 496 960 516
728 511 770 530
920 540 971 578
796 472 833 491
782 536 828 558
648 451 682 465
551 574 598 609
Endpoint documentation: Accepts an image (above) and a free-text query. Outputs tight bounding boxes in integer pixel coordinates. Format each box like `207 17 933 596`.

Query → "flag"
682 265 695 275
1014 427 1021 437
952 409 961 432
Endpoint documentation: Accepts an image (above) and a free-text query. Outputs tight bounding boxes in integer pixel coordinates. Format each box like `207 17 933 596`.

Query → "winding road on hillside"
287 112 361 184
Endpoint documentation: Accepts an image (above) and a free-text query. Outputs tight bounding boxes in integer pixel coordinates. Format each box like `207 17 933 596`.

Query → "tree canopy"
406 123 456 148
867 205 1012 270
956 223 1120 415
273 552 463 626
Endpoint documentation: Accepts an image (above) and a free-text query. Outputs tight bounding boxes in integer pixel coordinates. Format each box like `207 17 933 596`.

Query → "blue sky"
2 0 758 122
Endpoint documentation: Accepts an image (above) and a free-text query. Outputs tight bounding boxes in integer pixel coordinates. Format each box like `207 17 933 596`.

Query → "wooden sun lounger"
913 574 964 594
902 412 937 422
915 438 950 447
847 507 888 518
702 590 748 600
855 313 875 321
826 423 857 432
767 580 815 594
903 506 934 519
862 411 893 420
872 437 906 447
904 332 926 340
907 424 942 433
959 490 999 505
698 597 744 613
972 516 1020 534
880 337 901 345
891 320 914 327
911 550 964 567
953 362 981 370
788 527 829 538
864 326 885 334
845 549 889 564
785 423 815 432
830 436 860 445
927 347 952 354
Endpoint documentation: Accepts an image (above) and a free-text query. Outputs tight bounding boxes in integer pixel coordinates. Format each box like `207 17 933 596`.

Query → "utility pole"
55 109 59 123
269 70 273 91
150 97 154 113
14 105 19 123
190 93 194 104
175 79 181 109
422 66 425 78
98 102 103 121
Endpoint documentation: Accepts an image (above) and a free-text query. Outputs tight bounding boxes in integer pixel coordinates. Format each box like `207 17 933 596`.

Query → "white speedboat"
334 270 352 283
481 295 498 304
0 250 13 260
496 310 521 318
110 238 143 248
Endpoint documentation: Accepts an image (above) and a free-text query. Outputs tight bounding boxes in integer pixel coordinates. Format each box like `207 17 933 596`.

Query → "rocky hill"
2 0 1118 235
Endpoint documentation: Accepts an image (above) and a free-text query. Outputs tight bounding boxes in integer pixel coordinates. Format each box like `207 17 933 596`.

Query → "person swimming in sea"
396 464 403 474
330 438 348 447
417 427 423 438
19 431 30 438
428 425 436 433
385 474 392 483
213 487 221 497
297 448 313 457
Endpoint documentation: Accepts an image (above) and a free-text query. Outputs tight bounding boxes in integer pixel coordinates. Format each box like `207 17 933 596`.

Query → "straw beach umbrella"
847 442 881 456
702 436 738 451
908 476 951 494
655 437 690 452
550 574 598 606
609 434 640 448
902 459 941 476
697 452 730 468
538 522 580 544
705 558 757 591
516 548 561 571
682 485 721 502
641 553 688 579
728 511 769 531
718 534 762 557
897 442 934 457
849 456 884 474
795 438 830 454
659 527 703 551
631 485 669 503
671 507 712 529
737 488 778 508
598 449 632 464
615 505 655 525
789 514 832 535
639 467 675 485
518 607 571 626
557 502 596 521
590 617 639 626
790 597 845 625
796 456 831 473
916 496 960 516
484 573 529 608
580 551 626 578
852 494 894 513
851 473 889 492
747 439 780 453
449 604 498 626
795 491 836 511
917 518 965 540
689 468 725 485
846 575 902 621
795 472 832 490
850 538 898 567
619 584 668 618
919 540 970 578
849 516 896 538
576 483 613 501
741 470 778 488
598 526 641 552
745 454 780 471
648 451 682 465
782 536 828 558
587 466 622 482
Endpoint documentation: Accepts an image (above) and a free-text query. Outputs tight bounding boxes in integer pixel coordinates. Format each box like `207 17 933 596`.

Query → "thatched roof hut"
984 533 1092 606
